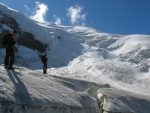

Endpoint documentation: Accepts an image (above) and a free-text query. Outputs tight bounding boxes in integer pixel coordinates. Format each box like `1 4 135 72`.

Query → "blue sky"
1 0 150 35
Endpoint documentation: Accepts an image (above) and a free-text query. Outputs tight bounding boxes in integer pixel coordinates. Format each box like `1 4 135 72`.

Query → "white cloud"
30 1 48 23
67 5 86 25
53 15 62 25
55 17 62 25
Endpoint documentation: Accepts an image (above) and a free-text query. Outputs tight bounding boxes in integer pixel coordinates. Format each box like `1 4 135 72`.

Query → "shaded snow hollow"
0 3 150 113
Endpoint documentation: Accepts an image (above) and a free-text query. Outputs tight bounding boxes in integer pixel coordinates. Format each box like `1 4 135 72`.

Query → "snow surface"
0 65 100 113
0 3 150 113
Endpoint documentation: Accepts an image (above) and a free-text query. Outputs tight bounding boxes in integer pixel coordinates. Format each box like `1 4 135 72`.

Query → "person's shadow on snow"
6 69 31 105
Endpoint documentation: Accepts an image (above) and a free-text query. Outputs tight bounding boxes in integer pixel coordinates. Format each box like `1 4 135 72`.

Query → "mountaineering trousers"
43 62 47 74
4 46 15 68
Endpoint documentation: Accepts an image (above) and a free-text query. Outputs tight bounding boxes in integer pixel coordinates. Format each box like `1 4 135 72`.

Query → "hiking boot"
43 70 47 74
43 72 47 74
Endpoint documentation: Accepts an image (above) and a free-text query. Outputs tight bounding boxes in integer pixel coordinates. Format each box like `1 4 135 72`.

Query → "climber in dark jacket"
40 53 48 74
2 30 17 70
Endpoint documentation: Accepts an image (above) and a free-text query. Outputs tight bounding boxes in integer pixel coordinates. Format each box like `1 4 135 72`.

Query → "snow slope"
0 3 150 113
0 65 100 113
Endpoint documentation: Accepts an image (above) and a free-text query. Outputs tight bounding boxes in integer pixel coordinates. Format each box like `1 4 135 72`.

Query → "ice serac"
97 88 150 113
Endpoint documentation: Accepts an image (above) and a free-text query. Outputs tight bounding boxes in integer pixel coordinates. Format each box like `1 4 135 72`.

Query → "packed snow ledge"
0 65 100 113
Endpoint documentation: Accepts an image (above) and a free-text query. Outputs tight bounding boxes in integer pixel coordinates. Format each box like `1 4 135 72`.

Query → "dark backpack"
2 33 16 47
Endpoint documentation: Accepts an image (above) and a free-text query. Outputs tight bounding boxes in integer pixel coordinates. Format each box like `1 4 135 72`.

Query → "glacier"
0 3 150 113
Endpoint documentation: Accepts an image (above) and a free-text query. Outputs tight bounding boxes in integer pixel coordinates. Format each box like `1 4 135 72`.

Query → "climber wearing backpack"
2 30 17 70
40 53 48 74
